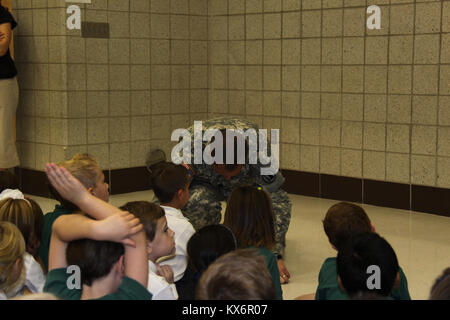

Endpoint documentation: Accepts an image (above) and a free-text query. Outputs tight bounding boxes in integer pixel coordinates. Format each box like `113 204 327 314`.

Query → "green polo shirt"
44 268 153 300
250 246 283 300
39 205 74 271
315 257 411 300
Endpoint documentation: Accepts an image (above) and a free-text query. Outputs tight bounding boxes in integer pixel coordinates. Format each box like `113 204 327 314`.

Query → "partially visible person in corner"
0 2 19 189
429 268 450 300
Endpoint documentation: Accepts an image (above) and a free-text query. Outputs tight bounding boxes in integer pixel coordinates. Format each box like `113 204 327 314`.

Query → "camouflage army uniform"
178 118 291 257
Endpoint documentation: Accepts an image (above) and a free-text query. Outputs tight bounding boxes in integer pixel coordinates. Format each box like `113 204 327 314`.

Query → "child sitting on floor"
429 267 450 300
223 184 283 300
0 189 46 294
196 248 277 300
120 201 178 300
337 232 402 299
0 221 26 299
315 202 411 300
177 224 237 300
39 154 109 271
151 162 195 283
43 163 150 300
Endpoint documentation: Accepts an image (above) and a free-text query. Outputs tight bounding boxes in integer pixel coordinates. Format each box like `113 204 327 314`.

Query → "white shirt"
23 253 46 293
159 205 195 282
1 253 46 300
147 260 178 300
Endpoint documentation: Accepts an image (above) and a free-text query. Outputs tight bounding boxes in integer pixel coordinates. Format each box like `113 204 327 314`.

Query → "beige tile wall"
207 0 450 188
13 0 450 190
15 0 208 171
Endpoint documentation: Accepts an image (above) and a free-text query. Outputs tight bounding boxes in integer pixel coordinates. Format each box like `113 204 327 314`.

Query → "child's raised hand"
96 211 143 247
45 163 88 205
156 264 174 284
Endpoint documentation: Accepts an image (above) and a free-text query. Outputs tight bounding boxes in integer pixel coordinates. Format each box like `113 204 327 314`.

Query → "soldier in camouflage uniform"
174 117 292 283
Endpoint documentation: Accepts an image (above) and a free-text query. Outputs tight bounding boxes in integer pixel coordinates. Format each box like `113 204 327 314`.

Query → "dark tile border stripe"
19 168 51 198
109 167 151 195
321 174 362 203
280 169 320 197
412 185 450 217
363 179 410 211
15 167 151 199
15 167 450 218
281 170 449 218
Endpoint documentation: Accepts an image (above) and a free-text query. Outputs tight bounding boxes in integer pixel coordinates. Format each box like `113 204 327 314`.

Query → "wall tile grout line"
340 3 344 181
318 0 323 198
362 0 367 205
435 0 444 189
299 0 303 173
410 0 416 208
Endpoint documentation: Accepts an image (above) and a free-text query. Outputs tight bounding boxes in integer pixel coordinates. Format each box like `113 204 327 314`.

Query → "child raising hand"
43 163 150 300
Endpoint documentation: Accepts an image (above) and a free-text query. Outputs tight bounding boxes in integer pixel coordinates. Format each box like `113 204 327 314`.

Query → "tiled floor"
31 191 450 300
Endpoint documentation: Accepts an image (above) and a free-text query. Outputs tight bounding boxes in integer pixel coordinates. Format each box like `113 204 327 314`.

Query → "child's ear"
176 189 183 199
113 255 125 279
14 257 22 277
118 255 125 276
146 241 153 255
370 222 376 233
87 187 95 196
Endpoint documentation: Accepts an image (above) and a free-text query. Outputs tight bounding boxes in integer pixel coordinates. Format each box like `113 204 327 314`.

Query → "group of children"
0 153 449 300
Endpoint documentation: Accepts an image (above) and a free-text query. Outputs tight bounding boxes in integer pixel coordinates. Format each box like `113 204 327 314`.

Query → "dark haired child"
39 154 109 271
224 184 283 300
315 202 410 300
43 163 150 300
151 162 195 282
120 201 178 300
177 224 237 300
196 248 277 300
337 232 401 299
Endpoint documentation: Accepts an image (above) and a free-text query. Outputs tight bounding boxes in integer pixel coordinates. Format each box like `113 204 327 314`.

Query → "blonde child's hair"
58 153 101 189
50 154 102 210
0 222 25 294
0 198 35 252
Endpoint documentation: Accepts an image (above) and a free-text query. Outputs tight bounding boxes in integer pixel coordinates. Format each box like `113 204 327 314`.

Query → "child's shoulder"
323 256 337 266
106 276 153 300
45 205 74 217
44 205 74 223
163 207 195 230
253 246 277 263
319 257 337 274
44 267 82 300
